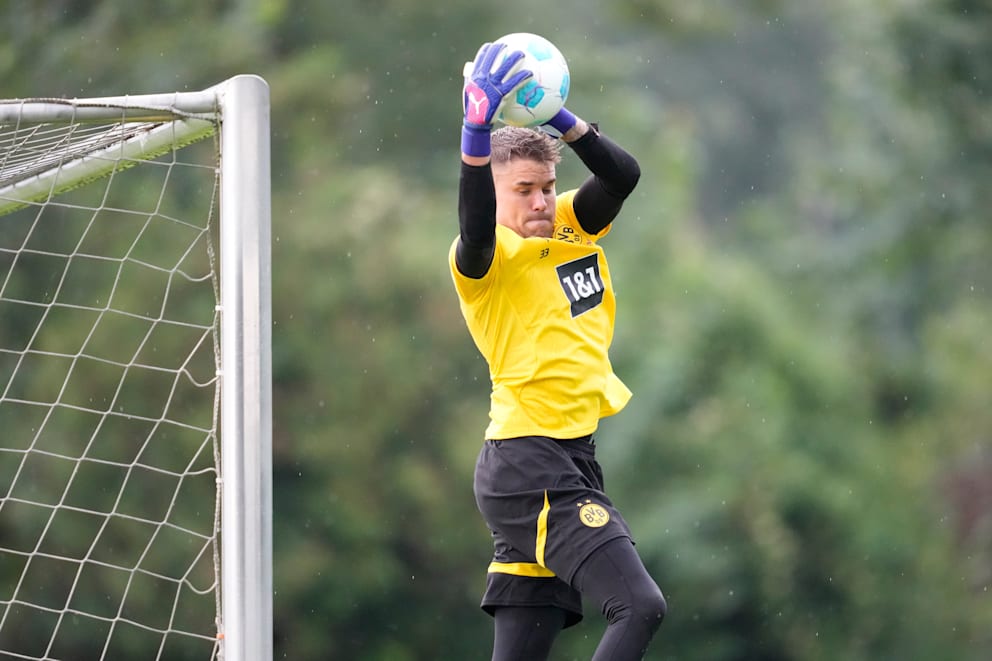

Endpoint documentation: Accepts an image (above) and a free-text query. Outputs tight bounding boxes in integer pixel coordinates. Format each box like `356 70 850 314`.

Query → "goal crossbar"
0 86 220 124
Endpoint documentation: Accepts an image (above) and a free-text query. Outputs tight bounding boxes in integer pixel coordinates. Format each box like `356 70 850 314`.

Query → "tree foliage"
1 0 989 659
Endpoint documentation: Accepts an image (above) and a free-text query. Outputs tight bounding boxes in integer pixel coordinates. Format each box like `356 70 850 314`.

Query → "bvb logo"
578 500 610 528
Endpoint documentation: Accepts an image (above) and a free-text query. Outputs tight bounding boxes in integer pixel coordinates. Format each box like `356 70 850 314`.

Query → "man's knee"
575 537 667 628
603 580 666 628
633 582 666 628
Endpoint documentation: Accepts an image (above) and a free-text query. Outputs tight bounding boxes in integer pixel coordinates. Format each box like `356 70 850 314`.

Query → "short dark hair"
490 126 562 166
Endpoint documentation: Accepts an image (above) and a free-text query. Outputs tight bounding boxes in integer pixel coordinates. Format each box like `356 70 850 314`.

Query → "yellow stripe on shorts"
487 562 557 578
486 490 556 579
535 489 550 567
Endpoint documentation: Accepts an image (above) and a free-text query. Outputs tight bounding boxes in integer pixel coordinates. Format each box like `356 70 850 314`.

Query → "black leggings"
491 537 666 661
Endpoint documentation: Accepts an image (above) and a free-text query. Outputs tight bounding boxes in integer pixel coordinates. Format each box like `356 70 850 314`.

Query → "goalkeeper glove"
461 42 532 157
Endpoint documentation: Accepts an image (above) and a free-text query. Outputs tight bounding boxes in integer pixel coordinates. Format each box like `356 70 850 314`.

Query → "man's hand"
461 42 532 159
463 42 532 129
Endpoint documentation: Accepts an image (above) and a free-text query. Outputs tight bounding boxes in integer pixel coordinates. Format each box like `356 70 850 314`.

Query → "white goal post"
0 75 272 660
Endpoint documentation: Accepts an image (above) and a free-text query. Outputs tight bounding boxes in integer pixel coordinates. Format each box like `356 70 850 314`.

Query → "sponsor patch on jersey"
556 253 604 317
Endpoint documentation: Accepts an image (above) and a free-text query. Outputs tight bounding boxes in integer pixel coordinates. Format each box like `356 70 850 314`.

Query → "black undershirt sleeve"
567 128 641 235
456 161 497 279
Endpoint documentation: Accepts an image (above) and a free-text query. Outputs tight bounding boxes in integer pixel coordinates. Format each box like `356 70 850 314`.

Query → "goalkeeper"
450 42 667 661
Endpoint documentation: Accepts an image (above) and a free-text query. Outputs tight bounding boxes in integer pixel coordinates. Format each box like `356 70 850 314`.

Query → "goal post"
216 75 274 661
0 75 272 660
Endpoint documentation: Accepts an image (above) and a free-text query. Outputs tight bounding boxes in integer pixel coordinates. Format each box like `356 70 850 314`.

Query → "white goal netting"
0 80 271 661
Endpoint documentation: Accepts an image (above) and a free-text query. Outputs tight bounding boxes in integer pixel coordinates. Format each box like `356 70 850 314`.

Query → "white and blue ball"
492 33 570 128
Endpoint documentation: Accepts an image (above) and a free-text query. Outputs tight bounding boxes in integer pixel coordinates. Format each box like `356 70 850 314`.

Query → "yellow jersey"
449 189 632 440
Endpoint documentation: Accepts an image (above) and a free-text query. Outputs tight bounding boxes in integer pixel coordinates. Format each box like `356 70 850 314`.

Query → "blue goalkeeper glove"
461 42 532 157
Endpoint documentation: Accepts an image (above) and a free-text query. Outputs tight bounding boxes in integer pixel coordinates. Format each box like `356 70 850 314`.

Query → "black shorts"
473 435 632 627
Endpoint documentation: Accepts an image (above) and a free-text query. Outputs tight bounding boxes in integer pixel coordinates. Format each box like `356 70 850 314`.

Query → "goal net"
0 76 272 661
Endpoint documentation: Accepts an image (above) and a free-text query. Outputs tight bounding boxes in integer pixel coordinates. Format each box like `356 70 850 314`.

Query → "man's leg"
491 605 566 661
573 537 667 661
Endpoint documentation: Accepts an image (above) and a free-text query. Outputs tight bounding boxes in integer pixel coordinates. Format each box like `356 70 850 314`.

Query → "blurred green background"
2 0 990 659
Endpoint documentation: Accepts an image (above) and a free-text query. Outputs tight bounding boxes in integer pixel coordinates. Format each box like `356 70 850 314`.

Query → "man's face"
492 157 557 239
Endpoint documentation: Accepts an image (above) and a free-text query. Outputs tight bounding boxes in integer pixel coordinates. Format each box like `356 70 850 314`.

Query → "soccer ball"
492 33 570 128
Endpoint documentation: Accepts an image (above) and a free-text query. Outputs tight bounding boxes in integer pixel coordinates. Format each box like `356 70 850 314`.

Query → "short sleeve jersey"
449 189 632 440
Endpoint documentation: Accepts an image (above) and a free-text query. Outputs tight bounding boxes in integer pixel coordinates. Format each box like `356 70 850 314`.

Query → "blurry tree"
1 0 989 659
593 0 992 659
